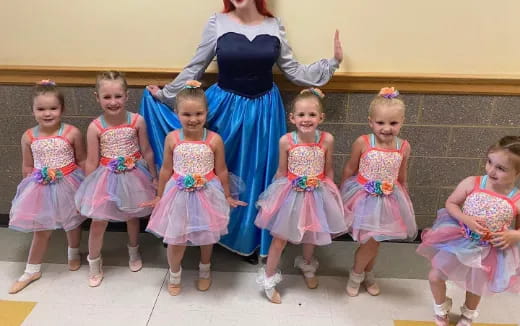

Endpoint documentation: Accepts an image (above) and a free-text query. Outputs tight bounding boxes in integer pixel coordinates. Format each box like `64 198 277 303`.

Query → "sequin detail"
359 150 402 183
100 127 140 158
291 176 320 192
31 137 75 169
288 145 325 178
462 192 514 234
173 142 214 176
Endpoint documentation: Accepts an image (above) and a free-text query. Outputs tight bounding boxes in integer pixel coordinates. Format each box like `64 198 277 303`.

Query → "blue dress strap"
396 138 401 150
314 130 320 143
480 175 488 189
32 126 39 138
126 112 132 124
369 134 376 147
507 186 518 198
179 129 185 141
99 115 107 128
291 131 298 144
57 123 65 136
202 128 207 141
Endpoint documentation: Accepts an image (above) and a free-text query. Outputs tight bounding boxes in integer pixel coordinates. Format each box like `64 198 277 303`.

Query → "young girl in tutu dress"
341 87 417 297
75 71 157 287
255 88 347 303
9 81 87 293
417 136 520 326
144 81 246 296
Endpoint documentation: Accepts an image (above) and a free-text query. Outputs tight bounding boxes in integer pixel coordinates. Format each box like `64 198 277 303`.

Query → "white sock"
19 264 41 281
68 247 80 261
128 245 141 262
199 263 211 279
87 255 102 274
169 267 182 285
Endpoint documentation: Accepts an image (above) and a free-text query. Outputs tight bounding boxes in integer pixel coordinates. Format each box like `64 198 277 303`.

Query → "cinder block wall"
1 85 519 229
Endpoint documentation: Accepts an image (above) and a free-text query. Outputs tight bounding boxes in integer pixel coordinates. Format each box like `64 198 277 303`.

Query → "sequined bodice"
31 137 75 169
174 142 214 176
100 127 140 158
463 190 516 232
288 145 325 177
358 149 402 183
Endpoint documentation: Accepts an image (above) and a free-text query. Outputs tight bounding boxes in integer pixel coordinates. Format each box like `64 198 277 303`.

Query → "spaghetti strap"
479 175 487 189
511 191 520 202
362 134 371 148
286 133 295 145
61 124 74 138
56 123 65 136
291 131 298 144
92 118 104 131
399 140 409 153
317 131 326 145
130 112 139 127
507 187 519 199
26 128 35 142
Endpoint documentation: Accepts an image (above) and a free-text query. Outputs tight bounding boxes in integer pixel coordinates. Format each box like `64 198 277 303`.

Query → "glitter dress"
10 124 86 232
340 134 417 243
75 112 155 221
254 131 346 245
417 175 520 296
146 129 232 245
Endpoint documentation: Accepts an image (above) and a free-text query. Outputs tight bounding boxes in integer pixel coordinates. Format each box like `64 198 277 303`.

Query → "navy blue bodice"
216 32 281 98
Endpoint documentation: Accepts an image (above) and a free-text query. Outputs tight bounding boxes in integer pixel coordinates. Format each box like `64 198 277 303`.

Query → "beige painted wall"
1 0 519 75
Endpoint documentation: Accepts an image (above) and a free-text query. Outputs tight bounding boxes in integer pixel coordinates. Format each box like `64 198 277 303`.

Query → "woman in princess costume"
75 71 157 287
9 81 86 293
141 0 343 258
341 87 417 297
417 136 520 326
144 81 246 296
255 89 346 303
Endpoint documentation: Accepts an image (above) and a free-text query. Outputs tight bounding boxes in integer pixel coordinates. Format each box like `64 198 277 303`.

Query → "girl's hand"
140 196 161 208
464 217 488 235
226 196 248 208
146 85 160 98
333 29 343 63
491 230 520 249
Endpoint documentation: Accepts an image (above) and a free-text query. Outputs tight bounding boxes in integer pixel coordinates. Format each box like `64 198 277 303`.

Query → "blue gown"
140 13 338 256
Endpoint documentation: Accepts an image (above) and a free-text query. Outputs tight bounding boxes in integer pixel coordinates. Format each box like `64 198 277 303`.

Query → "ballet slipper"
8 272 42 294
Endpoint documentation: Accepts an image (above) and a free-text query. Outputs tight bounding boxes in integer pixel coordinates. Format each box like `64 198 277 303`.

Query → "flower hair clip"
185 80 202 89
37 79 56 86
378 87 399 99
301 87 325 99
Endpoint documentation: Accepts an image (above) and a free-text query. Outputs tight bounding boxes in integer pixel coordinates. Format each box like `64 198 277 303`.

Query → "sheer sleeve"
275 18 339 87
156 14 218 107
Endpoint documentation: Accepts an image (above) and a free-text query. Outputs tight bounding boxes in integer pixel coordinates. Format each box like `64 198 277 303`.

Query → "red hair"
222 0 274 17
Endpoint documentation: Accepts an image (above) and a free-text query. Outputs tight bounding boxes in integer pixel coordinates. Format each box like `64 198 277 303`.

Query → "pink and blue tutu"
9 124 87 232
255 131 347 245
146 129 239 246
417 175 520 296
74 113 155 222
341 134 416 243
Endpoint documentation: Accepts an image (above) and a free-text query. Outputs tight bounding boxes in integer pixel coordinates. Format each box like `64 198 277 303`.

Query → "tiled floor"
0 227 519 326
1 261 519 326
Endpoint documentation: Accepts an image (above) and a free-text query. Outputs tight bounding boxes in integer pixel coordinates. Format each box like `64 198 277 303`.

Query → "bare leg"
429 268 447 304
27 231 53 264
302 244 315 263
66 226 82 271
167 245 187 273
65 227 81 249
265 238 287 277
126 218 140 247
353 239 379 274
463 292 481 310
200 245 213 265
198 245 213 291
429 268 452 325
88 220 108 259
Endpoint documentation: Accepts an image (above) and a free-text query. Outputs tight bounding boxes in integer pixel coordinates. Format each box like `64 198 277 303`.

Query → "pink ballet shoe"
197 278 212 291
168 283 182 296
129 259 142 272
88 256 103 287
8 272 42 294
434 314 450 326
68 259 81 271
363 271 380 296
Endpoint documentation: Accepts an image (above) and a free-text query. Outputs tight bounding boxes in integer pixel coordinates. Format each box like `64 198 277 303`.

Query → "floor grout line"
145 269 167 326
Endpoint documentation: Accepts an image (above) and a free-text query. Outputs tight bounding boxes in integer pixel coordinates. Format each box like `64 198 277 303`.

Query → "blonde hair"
175 80 208 111
291 88 325 113
33 80 65 112
95 71 128 92
488 136 520 171
369 87 405 117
